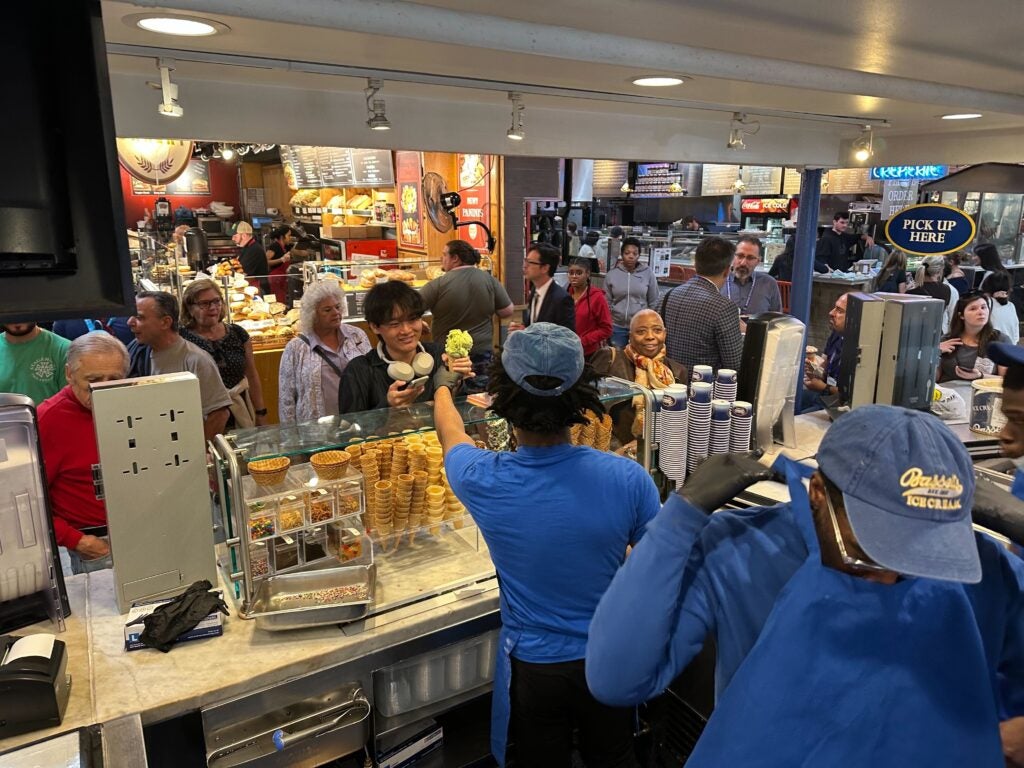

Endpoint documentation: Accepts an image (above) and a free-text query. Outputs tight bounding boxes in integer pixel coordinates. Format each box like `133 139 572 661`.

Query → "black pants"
510 657 638 768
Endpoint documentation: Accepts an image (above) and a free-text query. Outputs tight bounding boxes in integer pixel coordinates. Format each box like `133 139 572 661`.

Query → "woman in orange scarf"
592 309 686 446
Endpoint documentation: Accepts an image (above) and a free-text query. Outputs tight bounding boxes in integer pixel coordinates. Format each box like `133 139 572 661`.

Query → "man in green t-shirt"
0 322 70 405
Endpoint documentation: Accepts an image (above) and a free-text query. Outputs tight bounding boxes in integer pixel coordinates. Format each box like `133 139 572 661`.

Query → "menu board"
741 166 783 196
280 145 394 189
129 158 211 196
826 168 881 195
396 151 425 250
701 164 742 196
783 168 829 195
593 160 629 197
456 154 492 253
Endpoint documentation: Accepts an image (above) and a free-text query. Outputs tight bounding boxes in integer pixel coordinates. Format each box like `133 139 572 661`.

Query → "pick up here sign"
884 204 976 256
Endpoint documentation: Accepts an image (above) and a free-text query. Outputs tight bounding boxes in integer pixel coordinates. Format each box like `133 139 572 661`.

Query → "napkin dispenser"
0 634 70 738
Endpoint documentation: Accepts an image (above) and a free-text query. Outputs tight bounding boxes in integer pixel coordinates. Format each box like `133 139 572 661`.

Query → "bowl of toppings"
247 456 291 486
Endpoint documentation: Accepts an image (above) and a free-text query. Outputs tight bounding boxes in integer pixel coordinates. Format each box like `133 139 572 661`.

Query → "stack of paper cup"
714 369 738 401
657 384 689 482
730 401 754 453
710 400 732 455
691 365 714 385
688 382 713 473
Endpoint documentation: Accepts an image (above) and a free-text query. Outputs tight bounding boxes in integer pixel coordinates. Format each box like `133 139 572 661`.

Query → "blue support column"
791 167 823 407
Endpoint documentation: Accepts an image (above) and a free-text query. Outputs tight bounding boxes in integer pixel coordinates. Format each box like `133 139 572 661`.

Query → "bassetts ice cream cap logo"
899 468 964 510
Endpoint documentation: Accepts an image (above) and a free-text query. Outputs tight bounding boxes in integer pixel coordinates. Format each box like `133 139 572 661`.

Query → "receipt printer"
0 634 70 738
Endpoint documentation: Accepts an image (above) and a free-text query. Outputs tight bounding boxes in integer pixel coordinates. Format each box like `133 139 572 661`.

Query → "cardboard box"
124 593 225 651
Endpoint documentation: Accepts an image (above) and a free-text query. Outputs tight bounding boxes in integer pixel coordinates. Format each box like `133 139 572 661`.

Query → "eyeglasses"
523 259 544 267
824 488 890 574
195 299 223 310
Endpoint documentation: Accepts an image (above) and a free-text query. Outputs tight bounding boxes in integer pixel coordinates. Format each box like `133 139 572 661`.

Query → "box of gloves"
124 592 225 652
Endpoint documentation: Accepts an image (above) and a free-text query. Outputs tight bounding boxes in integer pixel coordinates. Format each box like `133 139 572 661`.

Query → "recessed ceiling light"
940 113 983 120
135 15 224 36
632 76 685 87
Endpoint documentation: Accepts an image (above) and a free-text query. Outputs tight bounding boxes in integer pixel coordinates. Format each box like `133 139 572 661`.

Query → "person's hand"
804 376 827 393
255 413 268 427
507 321 525 333
283 252 292 264
975 356 995 377
1001 717 1024 768
75 535 110 560
939 338 962 355
444 354 474 378
955 365 983 381
387 379 425 408
679 451 781 513
862 234 875 247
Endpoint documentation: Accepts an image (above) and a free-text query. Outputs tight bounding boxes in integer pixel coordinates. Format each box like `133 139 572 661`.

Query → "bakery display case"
209 378 645 628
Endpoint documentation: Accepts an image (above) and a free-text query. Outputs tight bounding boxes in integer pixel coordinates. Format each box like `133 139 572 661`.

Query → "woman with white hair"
909 255 956 334
278 280 371 423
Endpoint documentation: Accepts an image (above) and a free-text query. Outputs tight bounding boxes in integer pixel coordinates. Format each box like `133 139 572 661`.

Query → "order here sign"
884 204 976 256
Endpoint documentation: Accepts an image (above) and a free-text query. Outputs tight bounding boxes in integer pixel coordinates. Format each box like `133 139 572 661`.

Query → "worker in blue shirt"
587 405 1024 767
433 322 660 767
990 342 1024 501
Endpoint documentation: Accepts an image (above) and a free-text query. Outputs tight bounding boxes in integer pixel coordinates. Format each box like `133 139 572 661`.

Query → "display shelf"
228 379 641 462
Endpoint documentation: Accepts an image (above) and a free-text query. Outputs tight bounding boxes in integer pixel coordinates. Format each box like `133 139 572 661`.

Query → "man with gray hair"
37 333 130 573
127 290 231 440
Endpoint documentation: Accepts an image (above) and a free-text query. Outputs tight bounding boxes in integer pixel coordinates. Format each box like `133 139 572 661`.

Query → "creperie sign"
740 198 790 214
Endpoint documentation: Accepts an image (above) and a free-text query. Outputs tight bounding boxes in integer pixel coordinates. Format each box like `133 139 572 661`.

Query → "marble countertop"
0 567 499 754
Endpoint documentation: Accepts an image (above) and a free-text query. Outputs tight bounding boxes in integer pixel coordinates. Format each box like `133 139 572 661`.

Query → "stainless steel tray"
240 564 376 631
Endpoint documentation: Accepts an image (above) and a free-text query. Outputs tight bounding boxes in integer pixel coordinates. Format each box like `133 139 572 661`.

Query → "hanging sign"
117 139 194 186
884 204 976 256
456 154 492 254
741 198 790 214
880 179 920 220
650 247 672 278
396 151 425 250
870 165 947 181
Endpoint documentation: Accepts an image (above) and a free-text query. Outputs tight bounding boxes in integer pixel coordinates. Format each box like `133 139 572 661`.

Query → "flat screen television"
0 0 133 323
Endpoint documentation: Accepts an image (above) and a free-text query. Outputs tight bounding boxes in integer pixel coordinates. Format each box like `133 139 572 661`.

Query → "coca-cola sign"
741 198 790 214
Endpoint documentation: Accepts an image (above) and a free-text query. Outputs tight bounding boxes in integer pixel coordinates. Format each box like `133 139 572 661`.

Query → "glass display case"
209 378 648 628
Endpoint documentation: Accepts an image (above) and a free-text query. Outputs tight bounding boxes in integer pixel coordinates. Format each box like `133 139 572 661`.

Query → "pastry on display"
425 265 444 280
386 269 416 283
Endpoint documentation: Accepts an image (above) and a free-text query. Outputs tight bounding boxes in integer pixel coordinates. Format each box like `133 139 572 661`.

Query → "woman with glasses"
938 291 1010 383
181 278 268 427
567 258 612 358
279 280 371 423
338 281 472 413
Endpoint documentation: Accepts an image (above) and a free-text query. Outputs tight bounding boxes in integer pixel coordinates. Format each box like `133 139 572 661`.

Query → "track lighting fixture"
156 57 183 117
507 92 525 141
726 112 759 150
365 78 391 131
620 182 632 194
852 125 874 162
220 145 236 161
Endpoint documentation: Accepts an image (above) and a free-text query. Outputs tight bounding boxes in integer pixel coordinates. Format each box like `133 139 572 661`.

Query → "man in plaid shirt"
660 236 743 373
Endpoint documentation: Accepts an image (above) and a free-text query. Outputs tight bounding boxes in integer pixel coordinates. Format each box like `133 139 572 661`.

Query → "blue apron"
683 457 1005 767
490 620 519 765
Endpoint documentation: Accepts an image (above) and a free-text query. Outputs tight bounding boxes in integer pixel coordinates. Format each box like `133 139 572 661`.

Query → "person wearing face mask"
37 333 130 573
605 236 660 349
981 270 1020 345
938 291 1010 383
587 405 1024 767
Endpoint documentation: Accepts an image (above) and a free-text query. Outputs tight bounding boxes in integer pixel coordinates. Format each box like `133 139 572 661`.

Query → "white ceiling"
101 0 1024 165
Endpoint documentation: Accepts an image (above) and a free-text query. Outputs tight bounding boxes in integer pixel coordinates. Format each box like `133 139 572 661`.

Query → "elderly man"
127 291 231 440
233 221 271 295
588 405 1024 767
433 322 659 766
660 236 743 373
37 333 129 573
0 321 70 404
720 235 782 319
420 239 514 393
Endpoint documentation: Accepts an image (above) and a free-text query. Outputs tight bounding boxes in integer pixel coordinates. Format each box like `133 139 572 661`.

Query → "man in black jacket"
815 211 874 271
510 243 576 332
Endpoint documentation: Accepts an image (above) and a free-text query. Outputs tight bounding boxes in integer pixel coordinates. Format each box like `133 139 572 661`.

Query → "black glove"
433 367 463 392
972 475 1024 546
125 580 229 653
679 451 780 513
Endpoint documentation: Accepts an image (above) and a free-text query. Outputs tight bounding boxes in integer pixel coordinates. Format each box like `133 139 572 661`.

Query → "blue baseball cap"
502 322 584 397
817 405 980 584
989 342 1024 368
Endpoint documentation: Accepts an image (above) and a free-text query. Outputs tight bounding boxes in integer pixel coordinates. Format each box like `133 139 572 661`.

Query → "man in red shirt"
37 333 129 574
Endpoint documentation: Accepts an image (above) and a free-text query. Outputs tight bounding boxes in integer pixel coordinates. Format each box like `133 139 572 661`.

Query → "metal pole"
791 167 823 407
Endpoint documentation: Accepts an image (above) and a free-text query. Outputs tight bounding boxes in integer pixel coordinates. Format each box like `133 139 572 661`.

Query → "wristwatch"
255 408 268 416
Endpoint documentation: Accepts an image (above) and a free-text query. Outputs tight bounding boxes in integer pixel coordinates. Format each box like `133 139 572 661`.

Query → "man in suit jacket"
510 243 576 332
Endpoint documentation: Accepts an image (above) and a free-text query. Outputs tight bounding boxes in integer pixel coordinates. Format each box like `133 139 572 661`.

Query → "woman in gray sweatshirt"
604 236 661 348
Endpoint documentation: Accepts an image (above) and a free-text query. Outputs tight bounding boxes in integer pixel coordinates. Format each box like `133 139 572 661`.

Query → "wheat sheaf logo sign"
116 138 194 186
899 468 964 511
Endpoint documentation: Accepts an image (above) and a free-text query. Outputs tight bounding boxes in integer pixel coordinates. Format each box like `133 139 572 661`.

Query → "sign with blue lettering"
884 204 976 256
870 165 948 181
